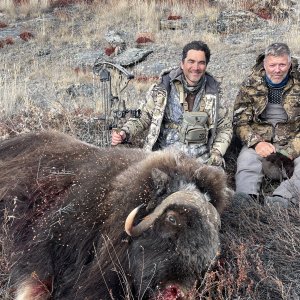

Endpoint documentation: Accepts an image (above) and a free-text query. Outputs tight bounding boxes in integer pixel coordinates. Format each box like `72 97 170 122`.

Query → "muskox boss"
0 130 230 299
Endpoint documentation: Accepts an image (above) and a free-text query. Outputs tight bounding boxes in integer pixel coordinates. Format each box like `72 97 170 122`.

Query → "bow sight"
93 59 140 146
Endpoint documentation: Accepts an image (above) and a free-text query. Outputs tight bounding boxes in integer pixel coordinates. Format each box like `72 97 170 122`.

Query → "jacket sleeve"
211 103 233 156
121 83 164 140
233 84 264 147
284 132 300 160
210 83 233 156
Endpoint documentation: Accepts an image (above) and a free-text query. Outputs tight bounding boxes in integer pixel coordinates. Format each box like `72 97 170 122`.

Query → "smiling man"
233 42 300 207
111 40 233 167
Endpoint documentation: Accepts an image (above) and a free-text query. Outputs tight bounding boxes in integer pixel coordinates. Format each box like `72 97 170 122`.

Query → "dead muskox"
0 130 231 300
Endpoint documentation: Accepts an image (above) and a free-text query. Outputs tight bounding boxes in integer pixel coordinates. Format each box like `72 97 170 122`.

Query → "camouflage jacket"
122 67 233 157
233 54 300 159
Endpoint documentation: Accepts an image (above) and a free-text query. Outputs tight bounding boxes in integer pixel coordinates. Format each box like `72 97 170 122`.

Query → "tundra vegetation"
0 0 300 299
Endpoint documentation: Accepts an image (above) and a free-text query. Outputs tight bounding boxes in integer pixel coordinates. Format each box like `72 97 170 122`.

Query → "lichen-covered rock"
216 10 268 34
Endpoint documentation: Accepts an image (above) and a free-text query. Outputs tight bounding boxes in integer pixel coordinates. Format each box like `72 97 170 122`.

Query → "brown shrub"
19 31 34 41
104 46 116 56
136 36 154 44
74 65 91 75
136 32 155 44
255 8 272 20
5 37 14 45
167 15 182 20
0 22 8 28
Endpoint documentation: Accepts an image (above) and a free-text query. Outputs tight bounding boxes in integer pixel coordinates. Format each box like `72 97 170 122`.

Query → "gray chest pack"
179 111 209 145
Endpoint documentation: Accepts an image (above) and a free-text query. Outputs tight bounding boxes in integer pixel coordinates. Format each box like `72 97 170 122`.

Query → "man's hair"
264 43 291 62
182 40 211 64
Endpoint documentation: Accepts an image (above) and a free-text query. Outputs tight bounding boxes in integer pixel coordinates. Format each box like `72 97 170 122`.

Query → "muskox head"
105 155 229 299
125 189 221 298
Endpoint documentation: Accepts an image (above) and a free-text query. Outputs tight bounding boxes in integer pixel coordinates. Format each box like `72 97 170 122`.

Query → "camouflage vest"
145 70 220 158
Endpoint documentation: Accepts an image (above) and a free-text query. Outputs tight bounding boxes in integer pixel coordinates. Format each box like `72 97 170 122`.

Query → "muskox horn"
124 190 220 237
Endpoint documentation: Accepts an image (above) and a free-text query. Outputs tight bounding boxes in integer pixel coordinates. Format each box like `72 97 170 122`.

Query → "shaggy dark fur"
0 130 230 299
262 152 294 181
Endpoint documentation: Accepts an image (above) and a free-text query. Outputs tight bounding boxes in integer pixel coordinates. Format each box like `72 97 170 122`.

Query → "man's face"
181 49 207 86
263 54 291 84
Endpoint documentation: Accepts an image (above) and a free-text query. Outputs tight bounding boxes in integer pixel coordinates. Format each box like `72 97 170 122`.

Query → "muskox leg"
15 277 51 300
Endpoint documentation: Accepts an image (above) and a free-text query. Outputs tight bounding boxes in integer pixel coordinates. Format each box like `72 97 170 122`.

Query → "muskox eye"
167 215 177 225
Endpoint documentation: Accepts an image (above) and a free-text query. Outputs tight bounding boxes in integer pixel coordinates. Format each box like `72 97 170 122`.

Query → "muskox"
0 130 231 299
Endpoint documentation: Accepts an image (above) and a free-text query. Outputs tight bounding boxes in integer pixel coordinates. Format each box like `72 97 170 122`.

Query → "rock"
36 48 51 56
104 30 126 53
107 47 154 67
159 18 188 30
105 30 125 45
216 10 268 34
66 84 95 98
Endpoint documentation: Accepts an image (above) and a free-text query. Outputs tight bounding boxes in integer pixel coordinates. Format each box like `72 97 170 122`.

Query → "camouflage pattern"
233 54 300 160
122 67 233 158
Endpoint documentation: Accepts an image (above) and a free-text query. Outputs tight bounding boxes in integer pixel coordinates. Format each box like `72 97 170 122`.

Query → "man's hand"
207 149 224 167
111 130 126 146
254 141 275 157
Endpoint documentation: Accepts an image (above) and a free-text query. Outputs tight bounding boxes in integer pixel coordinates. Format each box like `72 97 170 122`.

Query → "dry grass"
209 198 300 300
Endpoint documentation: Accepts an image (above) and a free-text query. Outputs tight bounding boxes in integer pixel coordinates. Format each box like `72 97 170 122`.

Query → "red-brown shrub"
5 37 14 45
0 22 8 29
20 31 34 41
136 36 154 44
255 8 272 20
74 65 91 75
136 32 155 44
104 46 116 56
74 67 80 76
167 15 182 20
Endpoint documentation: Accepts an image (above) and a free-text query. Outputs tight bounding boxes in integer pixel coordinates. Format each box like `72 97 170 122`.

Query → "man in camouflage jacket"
234 42 300 207
111 40 232 167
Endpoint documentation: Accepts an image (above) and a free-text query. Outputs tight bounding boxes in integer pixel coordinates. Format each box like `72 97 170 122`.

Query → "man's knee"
237 147 261 171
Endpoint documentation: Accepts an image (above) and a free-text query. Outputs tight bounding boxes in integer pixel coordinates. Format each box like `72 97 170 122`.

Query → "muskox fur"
0 130 231 299
262 152 294 181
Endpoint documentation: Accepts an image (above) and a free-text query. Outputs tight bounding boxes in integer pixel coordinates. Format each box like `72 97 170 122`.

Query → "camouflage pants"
235 146 300 200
